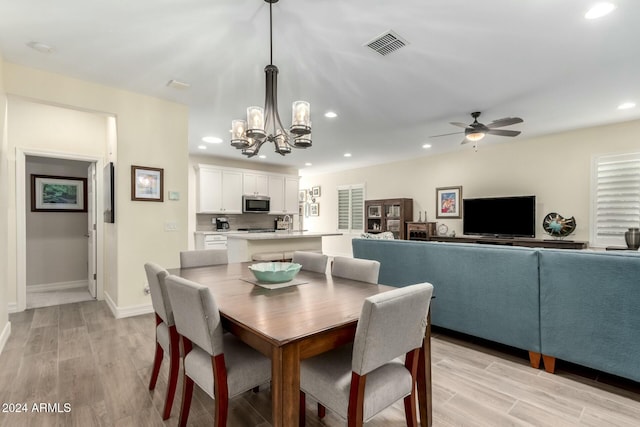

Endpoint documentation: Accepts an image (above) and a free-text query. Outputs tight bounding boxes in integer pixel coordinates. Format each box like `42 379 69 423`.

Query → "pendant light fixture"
230 0 312 157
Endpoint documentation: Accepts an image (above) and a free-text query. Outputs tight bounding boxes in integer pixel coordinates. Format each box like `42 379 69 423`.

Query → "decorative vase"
625 227 640 250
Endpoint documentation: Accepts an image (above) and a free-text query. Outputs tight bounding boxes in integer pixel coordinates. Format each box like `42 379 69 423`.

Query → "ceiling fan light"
466 131 486 142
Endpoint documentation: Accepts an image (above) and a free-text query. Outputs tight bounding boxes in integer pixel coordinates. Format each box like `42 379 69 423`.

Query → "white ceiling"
1 0 638 175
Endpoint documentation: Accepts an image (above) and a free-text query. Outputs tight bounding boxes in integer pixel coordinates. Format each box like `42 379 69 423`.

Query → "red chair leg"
404 349 420 427
162 326 180 420
178 375 194 427
149 342 163 390
299 391 306 426
317 403 326 418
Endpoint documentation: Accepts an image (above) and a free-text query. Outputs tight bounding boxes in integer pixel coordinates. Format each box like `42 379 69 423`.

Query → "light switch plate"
168 191 180 201
164 221 178 231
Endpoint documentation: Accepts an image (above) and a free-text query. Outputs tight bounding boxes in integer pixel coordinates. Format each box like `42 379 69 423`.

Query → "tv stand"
429 235 588 249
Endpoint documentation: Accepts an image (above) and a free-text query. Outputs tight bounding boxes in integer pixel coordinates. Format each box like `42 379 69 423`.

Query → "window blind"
337 184 365 233
592 153 640 246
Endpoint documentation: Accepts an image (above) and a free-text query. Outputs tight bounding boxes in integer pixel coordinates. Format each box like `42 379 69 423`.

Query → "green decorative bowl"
248 262 302 283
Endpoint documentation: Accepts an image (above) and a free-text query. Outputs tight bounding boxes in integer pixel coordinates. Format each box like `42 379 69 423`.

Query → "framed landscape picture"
436 186 462 219
131 165 164 202
31 174 87 212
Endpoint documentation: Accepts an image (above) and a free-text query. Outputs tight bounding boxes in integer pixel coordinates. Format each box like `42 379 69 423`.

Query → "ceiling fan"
431 112 523 145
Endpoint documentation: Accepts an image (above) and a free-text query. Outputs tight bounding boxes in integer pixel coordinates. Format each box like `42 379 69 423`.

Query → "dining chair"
299 282 434 427
179 248 228 268
331 256 380 284
144 262 179 420
292 251 329 274
164 275 272 427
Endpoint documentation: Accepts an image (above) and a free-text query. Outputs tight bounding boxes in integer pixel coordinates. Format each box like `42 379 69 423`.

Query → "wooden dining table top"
168 262 398 346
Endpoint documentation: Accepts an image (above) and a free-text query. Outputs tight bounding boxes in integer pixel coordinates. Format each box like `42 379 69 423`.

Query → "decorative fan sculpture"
543 212 576 238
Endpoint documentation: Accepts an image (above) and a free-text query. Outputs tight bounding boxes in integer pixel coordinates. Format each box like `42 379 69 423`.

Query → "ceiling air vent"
365 30 408 56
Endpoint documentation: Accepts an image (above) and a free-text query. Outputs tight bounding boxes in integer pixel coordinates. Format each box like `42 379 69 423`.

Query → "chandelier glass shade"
230 0 312 157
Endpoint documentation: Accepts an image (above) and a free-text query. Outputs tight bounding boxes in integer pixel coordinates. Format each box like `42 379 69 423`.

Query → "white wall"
2 62 189 316
301 119 640 256
0 54 10 353
25 157 90 287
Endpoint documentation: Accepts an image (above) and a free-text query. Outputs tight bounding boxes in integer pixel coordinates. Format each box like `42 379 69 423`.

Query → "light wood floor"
1 300 640 426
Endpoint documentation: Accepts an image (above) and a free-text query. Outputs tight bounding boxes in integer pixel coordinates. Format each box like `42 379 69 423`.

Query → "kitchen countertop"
226 231 342 240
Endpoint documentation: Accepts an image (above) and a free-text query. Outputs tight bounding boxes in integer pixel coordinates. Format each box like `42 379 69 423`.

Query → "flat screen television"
463 196 536 238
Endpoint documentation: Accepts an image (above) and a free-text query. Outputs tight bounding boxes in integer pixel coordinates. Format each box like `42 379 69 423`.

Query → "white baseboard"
104 291 153 319
27 280 88 293
7 302 18 314
0 321 11 355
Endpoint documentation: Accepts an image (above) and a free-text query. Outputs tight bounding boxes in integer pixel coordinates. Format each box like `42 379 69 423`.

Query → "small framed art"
309 203 319 216
31 174 87 212
436 186 462 219
131 165 164 202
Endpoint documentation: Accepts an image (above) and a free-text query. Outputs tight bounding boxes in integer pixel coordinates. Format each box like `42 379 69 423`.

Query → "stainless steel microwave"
242 195 270 213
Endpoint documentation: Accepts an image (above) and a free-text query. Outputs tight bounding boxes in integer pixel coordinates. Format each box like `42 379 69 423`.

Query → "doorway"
16 150 104 312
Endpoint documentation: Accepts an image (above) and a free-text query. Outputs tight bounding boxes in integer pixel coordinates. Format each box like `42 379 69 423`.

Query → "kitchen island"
227 231 342 263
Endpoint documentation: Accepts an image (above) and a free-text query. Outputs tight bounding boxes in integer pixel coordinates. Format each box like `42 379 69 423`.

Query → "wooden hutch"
364 198 413 240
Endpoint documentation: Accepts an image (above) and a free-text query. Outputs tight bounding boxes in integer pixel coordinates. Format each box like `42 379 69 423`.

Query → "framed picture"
31 174 87 212
299 189 308 203
311 186 321 197
368 205 381 218
131 165 164 202
436 186 462 219
103 162 115 223
309 203 319 217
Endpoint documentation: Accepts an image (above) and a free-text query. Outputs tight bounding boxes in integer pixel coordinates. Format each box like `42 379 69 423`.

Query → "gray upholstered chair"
144 262 179 420
164 275 271 427
292 251 329 274
179 248 228 268
299 282 434 427
331 256 380 284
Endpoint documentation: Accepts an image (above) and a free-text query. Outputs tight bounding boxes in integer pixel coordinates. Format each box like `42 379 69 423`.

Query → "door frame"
16 148 104 312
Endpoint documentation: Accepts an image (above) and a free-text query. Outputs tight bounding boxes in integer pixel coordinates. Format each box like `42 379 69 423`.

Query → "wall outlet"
164 221 178 231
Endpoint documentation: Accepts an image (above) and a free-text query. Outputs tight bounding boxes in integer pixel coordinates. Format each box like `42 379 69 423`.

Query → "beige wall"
2 62 189 315
0 54 10 351
301 119 640 256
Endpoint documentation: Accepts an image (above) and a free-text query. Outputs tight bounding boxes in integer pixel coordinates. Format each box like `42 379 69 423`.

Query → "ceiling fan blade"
487 117 523 128
430 131 464 138
460 138 472 145
487 129 521 137
450 122 470 129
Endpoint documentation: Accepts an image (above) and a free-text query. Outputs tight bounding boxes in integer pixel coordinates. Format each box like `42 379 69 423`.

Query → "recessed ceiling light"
618 102 636 110
422 143 432 149
259 155 267 159
305 162 312 167
585 2 616 20
197 145 207 150
324 111 338 118
344 153 352 157
202 136 222 144
27 41 54 54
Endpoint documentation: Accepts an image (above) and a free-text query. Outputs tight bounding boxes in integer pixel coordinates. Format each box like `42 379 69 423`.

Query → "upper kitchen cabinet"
269 175 299 214
196 165 243 214
243 172 269 196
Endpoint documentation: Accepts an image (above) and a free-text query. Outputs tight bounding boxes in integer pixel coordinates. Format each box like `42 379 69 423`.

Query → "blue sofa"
352 238 640 382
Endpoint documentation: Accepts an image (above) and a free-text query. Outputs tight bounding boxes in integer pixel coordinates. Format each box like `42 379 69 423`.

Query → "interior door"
87 163 97 298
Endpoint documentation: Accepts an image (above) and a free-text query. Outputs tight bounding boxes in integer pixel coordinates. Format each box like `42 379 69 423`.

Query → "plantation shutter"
592 152 640 246
337 184 365 233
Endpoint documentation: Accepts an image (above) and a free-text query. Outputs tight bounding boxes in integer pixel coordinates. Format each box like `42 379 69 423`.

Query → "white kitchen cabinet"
268 174 299 214
243 172 269 196
196 166 243 213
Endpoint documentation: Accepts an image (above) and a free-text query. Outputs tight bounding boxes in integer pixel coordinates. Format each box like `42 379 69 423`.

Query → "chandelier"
230 0 312 157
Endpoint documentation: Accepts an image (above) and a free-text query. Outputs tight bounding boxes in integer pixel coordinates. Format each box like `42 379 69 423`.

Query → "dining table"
169 262 433 427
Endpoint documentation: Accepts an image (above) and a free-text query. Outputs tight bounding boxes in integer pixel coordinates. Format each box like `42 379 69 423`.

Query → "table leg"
271 343 301 427
417 309 432 427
